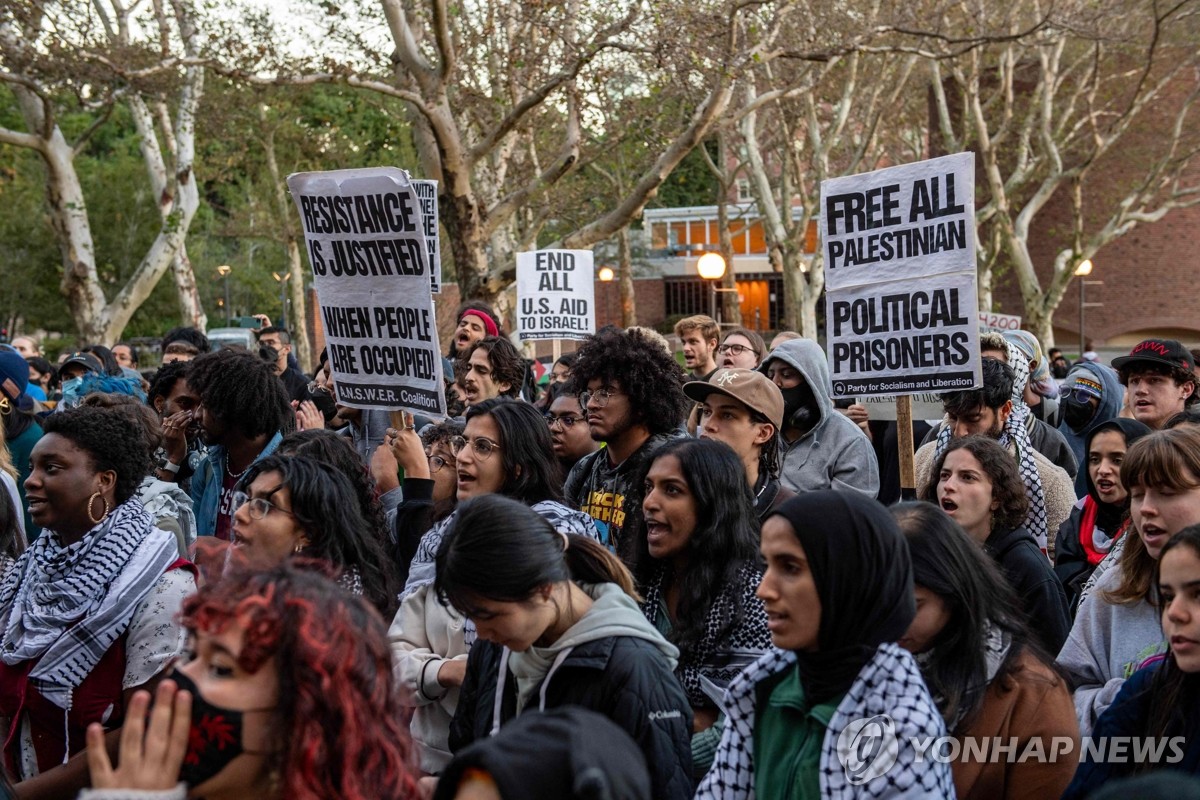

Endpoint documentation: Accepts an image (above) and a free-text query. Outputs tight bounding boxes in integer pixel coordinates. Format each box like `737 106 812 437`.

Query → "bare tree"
928 0 1200 345
0 0 206 343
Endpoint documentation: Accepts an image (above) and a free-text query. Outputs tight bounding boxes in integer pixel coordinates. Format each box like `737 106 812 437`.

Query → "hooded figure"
698 491 953 799
1054 418 1152 609
1058 362 1124 497
763 339 879 498
436 707 653 800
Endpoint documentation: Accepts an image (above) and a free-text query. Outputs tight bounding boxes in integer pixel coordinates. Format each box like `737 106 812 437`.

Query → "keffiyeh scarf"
0 498 177 709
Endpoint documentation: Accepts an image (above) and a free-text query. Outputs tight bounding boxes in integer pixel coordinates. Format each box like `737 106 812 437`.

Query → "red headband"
461 309 499 337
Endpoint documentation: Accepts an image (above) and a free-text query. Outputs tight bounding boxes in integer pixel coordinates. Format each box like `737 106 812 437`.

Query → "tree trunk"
171 245 207 331
715 189 742 326
618 226 637 326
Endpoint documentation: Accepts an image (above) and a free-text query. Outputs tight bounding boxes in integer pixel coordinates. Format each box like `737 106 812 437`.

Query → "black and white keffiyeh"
697 643 954 799
0 498 178 710
935 346 1050 549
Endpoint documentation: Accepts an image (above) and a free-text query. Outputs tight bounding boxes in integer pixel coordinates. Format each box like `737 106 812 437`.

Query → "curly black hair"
42 405 153 504
566 326 690 436
161 326 210 354
187 349 294 439
147 359 192 409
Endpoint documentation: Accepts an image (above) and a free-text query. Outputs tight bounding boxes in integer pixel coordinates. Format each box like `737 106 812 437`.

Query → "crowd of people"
1 312 1200 799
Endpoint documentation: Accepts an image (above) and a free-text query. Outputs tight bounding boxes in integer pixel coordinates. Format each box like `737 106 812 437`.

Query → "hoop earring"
87 492 111 525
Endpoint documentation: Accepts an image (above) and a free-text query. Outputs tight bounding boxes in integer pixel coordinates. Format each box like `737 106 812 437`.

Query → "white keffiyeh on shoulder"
697 643 955 799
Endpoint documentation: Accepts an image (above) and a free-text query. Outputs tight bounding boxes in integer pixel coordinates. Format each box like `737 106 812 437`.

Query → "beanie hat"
0 349 29 403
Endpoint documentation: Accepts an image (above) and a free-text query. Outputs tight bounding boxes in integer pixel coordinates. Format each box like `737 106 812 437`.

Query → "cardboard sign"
411 179 441 294
822 153 982 398
857 394 945 422
516 249 596 341
979 311 1022 331
287 167 445 416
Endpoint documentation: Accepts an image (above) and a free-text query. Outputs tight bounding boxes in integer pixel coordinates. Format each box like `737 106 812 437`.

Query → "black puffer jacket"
986 524 1072 653
449 635 695 800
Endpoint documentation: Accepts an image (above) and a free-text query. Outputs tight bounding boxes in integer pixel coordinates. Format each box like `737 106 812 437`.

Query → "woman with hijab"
1056 418 1152 610
697 491 953 800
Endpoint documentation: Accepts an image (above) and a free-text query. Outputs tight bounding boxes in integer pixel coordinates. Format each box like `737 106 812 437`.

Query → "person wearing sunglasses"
543 382 598 474
391 397 600 775
1057 360 1125 497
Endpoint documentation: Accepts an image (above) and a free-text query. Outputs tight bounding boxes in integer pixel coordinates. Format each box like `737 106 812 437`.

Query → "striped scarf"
0 498 177 710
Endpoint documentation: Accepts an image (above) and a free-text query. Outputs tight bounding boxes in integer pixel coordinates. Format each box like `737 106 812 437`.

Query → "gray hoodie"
507 582 679 714
1058 361 1124 497
765 339 879 498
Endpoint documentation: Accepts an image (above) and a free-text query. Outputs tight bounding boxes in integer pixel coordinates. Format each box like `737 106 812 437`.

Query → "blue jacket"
190 431 283 537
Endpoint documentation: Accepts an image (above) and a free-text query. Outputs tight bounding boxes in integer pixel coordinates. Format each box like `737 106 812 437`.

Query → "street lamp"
272 271 291 328
597 267 615 327
1075 258 1093 358
216 265 232 325
696 252 737 324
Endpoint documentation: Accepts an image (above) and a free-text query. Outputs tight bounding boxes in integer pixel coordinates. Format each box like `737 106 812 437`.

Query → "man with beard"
563 327 690 553
461 336 524 409
185 348 292 539
915 356 1076 554
761 338 879 497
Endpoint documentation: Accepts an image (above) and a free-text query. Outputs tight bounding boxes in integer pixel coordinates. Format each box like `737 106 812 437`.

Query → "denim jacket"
190 431 283 537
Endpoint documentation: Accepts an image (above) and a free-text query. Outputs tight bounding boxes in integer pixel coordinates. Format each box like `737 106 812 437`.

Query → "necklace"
226 458 252 479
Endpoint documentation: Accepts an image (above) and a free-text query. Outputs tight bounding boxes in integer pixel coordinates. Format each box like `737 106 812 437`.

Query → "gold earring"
87 492 111 524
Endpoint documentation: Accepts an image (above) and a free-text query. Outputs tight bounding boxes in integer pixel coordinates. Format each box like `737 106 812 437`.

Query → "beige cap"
683 368 784 430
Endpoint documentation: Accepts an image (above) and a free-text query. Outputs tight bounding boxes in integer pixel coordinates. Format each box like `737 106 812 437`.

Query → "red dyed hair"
181 562 419 800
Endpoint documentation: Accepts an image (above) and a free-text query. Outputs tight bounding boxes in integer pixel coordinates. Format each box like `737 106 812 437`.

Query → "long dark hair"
241 455 399 619
628 438 759 654
465 397 564 505
891 502 1060 732
435 495 636 617
1144 525 1200 750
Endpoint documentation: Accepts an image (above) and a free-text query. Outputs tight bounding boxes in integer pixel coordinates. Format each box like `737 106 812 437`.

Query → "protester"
1056 419 1152 609
393 398 598 774
159 327 209 364
627 437 770 778
564 327 689 552
186 348 292 539
433 707 651 800
549 353 576 384
461 336 524 408
1057 427 1200 735
386 420 463 589
0 405 194 792
439 495 694 799
685 367 791 518
893 501 1079 799
923 435 1072 652
80 393 196 558
278 427 394 533
255 326 308 400
1062 525 1200 796
10 336 39 359
543 382 598 475
762 338 879 497
111 343 138 371
916 357 1075 553
1049 349 1071 380
768 331 801 350
25 356 54 403
697 491 954 799
1058 361 1125 496
0 348 43 535
716 328 766 370
1113 338 1199 430
674 315 719 380
147 360 205 492
232 454 398 618
0 430 27 580
80 563 421 800
448 302 503 360
1005 329 1061 426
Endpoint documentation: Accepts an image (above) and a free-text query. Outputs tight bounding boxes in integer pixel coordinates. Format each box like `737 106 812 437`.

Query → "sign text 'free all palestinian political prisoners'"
822 152 982 398
287 167 446 416
516 249 595 341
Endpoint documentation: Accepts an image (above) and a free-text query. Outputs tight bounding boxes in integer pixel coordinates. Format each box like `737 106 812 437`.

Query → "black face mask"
169 669 275 788
1061 397 1097 433
305 386 339 423
781 381 819 432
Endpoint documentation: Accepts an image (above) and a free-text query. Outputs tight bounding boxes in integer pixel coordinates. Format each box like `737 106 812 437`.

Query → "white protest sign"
411 179 441 294
287 167 445 416
822 152 981 398
979 311 1022 331
858 393 945 422
516 249 595 341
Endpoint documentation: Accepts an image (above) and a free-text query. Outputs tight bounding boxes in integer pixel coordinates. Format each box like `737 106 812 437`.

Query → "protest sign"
287 167 445 417
822 152 981 398
411 179 441 294
858 393 945 422
979 311 1022 331
516 249 596 341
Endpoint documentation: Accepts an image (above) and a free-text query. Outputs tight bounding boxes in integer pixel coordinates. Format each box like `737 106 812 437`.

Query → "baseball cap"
0 349 29 403
60 352 104 376
1111 339 1195 373
684 368 784 430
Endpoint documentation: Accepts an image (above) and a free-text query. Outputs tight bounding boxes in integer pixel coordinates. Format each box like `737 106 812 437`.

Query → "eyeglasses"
231 487 295 520
717 343 758 357
580 388 622 408
427 453 455 473
449 435 501 461
1061 387 1098 405
545 413 585 430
